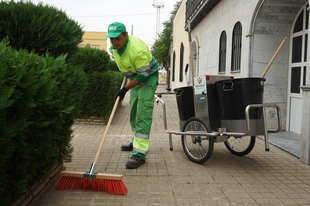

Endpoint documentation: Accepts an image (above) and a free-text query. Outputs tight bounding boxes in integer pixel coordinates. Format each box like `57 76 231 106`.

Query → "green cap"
105 22 126 39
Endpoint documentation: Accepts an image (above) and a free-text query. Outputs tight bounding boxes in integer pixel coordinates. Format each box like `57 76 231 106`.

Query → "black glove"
115 87 128 101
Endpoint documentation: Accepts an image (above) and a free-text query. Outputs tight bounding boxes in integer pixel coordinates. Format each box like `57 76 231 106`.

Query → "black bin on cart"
174 86 195 130
215 78 265 135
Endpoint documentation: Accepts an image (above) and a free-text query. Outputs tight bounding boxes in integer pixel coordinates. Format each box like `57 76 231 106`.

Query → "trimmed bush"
0 39 87 205
0 1 84 61
79 71 123 118
109 60 120 72
70 47 124 119
69 47 111 74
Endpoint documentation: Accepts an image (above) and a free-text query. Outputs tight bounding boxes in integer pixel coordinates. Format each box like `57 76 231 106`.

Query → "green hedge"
70 47 124 118
0 39 87 205
109 60 120 72
79 71 124 118
0 1 84 61
70 47 111 74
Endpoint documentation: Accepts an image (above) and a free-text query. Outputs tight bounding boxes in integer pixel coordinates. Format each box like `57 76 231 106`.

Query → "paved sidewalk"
32 84 310 206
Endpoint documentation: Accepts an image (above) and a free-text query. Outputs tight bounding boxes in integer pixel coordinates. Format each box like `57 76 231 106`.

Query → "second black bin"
215 78 265 120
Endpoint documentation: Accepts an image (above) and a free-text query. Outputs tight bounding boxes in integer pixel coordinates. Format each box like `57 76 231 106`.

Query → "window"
291 67 301 93
304 33 308 62
293 10 303 33
92 45 100 49
219 31 227 73
231 22 242 71
290 4 308 91
306 4 309 30
303 66 307 86
292 36 302 63
172 51 175 82
179 43 184 82
78 44 85 48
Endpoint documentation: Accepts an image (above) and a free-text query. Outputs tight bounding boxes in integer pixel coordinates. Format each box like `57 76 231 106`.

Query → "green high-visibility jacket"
110 35 159 82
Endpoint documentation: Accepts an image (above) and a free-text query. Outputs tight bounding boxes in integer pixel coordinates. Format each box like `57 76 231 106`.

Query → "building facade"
171 0 310 164
78 31 107 51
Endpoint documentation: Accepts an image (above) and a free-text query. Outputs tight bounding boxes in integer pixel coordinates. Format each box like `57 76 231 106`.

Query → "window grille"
219 31 227 73
172 51 175 82
231 22 242 71
179 43 184 82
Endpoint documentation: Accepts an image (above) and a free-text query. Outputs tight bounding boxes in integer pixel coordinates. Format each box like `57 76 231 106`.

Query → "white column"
300 86 310 165
300 4 310 164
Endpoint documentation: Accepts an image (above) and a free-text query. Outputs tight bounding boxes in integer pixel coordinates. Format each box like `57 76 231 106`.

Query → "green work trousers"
130 72 158 159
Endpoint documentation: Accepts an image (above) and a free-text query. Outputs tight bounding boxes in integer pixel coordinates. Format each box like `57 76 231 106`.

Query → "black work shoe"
126 155 145 169
121 142 133 151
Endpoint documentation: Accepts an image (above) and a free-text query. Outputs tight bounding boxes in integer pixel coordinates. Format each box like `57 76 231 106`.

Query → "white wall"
191 0 259 78
171 0 190 89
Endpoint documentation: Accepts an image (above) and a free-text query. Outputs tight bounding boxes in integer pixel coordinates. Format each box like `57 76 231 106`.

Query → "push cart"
155 75 282 164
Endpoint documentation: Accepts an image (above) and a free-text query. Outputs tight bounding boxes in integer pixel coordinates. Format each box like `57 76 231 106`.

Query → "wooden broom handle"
261 37 287 78
93 77 127 164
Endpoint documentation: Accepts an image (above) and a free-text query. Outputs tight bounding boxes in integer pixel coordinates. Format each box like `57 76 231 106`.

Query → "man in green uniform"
105 22 159 169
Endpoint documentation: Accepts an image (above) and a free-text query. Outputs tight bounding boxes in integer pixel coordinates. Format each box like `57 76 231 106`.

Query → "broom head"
54 171 128 195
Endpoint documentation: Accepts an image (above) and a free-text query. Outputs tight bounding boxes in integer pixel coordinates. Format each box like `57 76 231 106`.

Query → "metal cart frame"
155 94 282 164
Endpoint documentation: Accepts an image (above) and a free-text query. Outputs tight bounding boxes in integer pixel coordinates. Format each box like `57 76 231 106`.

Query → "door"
288 4 308 134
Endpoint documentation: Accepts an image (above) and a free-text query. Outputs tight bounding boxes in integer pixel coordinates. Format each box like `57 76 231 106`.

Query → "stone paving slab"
31 87 310 206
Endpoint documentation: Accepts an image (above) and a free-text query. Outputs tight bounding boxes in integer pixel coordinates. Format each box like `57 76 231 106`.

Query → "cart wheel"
224 136 256 156
181 117 214 164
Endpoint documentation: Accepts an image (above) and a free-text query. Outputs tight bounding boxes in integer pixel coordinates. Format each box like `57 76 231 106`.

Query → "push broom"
55 77 128 195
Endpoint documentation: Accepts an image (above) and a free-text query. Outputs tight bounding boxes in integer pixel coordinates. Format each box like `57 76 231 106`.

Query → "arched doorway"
249 0 307 131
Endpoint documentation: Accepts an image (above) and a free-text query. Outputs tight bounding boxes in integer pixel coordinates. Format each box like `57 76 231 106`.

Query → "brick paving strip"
32 94 310 206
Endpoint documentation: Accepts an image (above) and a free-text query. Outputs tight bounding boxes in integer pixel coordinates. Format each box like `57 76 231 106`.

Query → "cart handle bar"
155 95 282 137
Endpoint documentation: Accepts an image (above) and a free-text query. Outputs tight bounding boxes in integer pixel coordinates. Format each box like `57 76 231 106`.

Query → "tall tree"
151 1 181 69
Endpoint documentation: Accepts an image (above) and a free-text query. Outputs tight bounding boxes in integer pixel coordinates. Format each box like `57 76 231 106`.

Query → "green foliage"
0 38 87 204
151 1 181 69
109 60 120 72
69 47 111 74
151 23 172 69
0 0 84 61
69 46 124 118
79 71 123 118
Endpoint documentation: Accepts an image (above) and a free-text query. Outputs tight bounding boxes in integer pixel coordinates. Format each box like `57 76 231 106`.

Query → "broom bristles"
54 176 128 195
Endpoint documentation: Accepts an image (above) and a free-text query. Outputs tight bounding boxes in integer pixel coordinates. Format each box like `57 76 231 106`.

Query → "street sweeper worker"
105 22 159 169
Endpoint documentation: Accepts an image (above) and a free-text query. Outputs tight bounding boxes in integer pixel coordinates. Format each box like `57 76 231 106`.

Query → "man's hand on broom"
115 87 128 101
